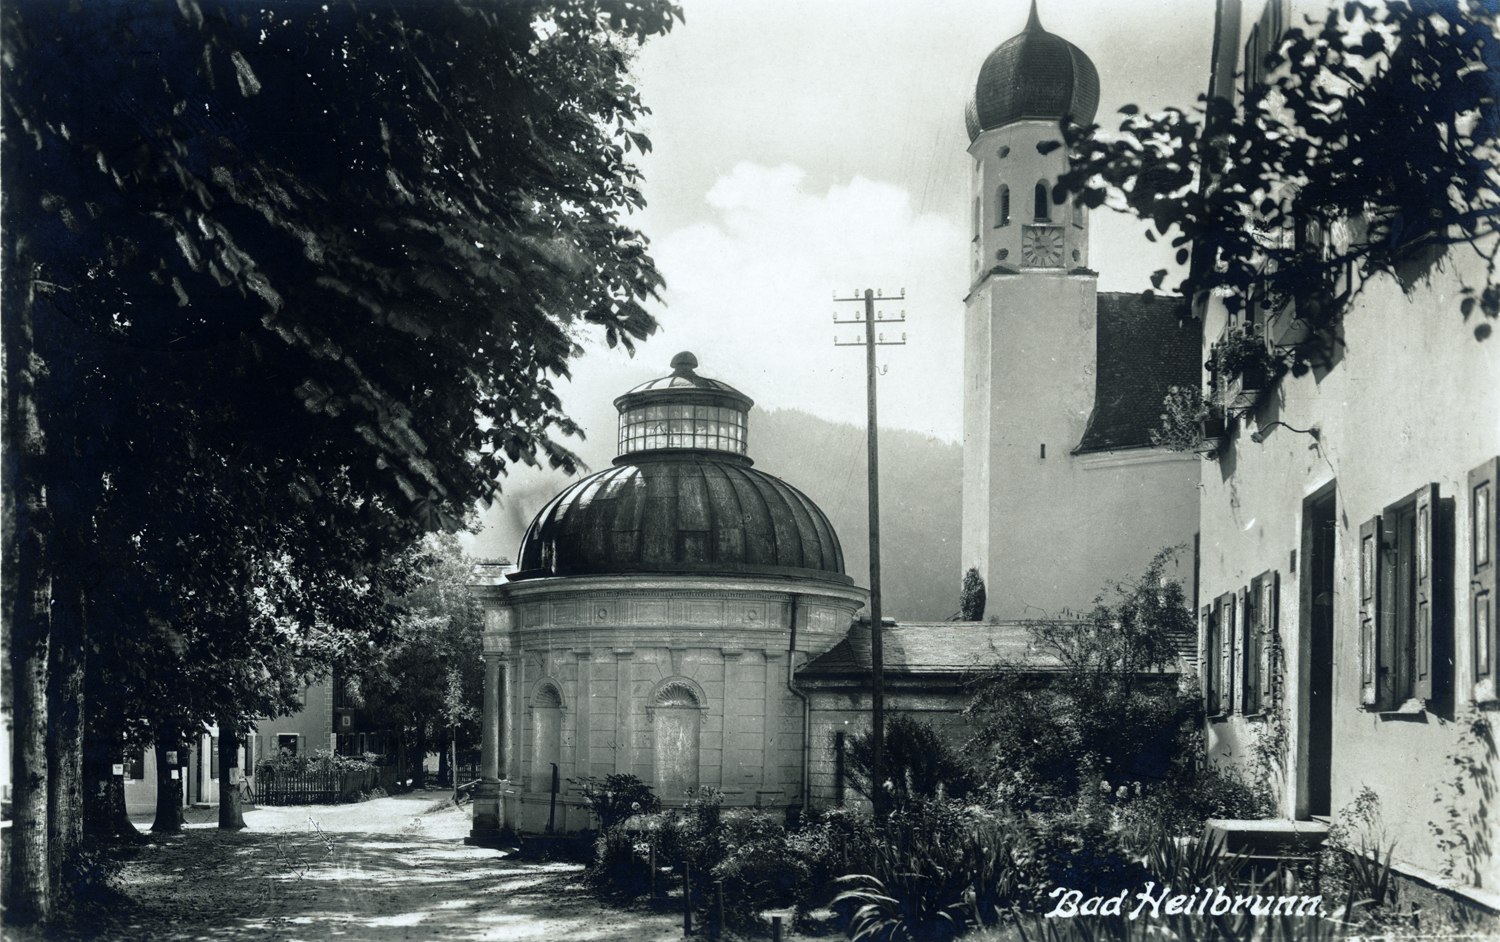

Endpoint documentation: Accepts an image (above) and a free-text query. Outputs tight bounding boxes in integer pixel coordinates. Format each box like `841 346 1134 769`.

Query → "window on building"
277 734 299 757
972 197 981 239
1034 182 1050 221
1360 483 1450 710
618 403 746 457
1072 199 1085 229
1244 571 1280 714
1470 458 1498 700
209 735 219 780
996 185 1010 227
1204 598 1233 717
126 748 146 781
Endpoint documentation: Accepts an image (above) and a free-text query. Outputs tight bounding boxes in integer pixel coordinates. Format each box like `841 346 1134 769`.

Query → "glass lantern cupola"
614 351 754 462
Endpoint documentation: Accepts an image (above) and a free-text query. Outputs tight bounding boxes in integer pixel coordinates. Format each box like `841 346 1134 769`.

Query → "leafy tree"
349 532 485 787
959 567 986 621
964 549 1196 810
1051 0 1500 369
3 0 680 920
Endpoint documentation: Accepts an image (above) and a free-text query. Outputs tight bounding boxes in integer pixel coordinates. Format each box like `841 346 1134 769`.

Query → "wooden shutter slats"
1414 483 1437 701
1202 605 1218 716
1471 457 1499 702
1359 516 1382 709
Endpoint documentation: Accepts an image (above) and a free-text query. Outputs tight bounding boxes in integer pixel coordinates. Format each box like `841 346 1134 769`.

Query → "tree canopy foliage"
964 550 1196 810
351 532 487 778
3 0 680 921
1052 0 1500 369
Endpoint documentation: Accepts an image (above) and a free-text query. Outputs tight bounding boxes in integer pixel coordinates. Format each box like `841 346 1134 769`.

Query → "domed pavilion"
468 353 867 842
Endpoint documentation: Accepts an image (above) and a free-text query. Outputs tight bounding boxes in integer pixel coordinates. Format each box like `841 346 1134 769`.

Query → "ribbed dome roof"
511 352 849 584
512 458 848 583
965 0 1100 141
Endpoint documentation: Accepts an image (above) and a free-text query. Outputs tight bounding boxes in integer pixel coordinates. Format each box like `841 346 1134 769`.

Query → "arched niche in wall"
527 679 564 792
645 677 706 800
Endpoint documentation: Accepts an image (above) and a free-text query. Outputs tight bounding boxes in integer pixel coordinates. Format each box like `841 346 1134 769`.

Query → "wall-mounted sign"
170 769 180 780
166 751 178 764
112 763 124 776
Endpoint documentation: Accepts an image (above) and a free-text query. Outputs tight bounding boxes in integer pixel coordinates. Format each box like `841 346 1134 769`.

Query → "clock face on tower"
1022 224 1065 268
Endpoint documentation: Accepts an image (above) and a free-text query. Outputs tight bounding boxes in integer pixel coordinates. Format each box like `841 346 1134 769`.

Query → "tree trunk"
47 574 86 897
437 731 451 788
7 568 51 924
82 675 138 840
217 718 245 830
4 275 53 924
450 728 459 802
151 730 184 833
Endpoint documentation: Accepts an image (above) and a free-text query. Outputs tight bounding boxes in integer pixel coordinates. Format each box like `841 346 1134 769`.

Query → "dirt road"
36 792 685 941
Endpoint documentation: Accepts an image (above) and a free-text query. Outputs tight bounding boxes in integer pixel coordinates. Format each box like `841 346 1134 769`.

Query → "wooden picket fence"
256 767 378 806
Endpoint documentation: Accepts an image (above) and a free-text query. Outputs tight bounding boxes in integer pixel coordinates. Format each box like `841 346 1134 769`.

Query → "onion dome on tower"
512 352 849 584
964 0 1100 141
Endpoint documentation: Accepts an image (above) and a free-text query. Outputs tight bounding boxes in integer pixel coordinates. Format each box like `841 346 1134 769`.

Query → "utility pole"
833 287 905 818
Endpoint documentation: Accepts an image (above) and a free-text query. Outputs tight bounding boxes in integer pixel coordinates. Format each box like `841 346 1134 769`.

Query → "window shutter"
1413 483 1438 701
1236 586 1251 714
1359 516 1383 709
1202 605 1218 715
1219 592 1236 714
1471 457 1498 701
1260 571 1279 713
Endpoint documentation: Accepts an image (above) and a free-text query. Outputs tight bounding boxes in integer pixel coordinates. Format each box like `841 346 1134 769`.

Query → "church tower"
960 1 1200 619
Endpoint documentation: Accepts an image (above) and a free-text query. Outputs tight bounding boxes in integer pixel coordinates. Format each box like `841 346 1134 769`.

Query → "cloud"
644 161 967 440
462 162 968 562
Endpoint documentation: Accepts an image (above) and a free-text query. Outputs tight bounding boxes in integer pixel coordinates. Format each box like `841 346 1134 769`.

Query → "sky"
464 0 1220 558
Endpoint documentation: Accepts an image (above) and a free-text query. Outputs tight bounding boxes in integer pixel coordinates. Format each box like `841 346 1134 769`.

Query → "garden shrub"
790 805 880 906
843 713 978 808
710 810 810 925
1009 800 1151 912
836 798 1025 941
572 773 660 833
256 747 379 778
588 825 653 898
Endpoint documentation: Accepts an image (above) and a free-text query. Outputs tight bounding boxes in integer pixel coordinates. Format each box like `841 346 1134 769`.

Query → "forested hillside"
752 409 961 621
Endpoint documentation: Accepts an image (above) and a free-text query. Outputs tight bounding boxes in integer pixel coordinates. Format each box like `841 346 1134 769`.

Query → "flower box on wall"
1194 415 1228 455
1212 327 1282 415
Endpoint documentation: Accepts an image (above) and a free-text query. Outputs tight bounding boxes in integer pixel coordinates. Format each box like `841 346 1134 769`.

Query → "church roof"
799 618 1194 678
1075 292 1200 454
965 0 1101 141
799 622 1064 677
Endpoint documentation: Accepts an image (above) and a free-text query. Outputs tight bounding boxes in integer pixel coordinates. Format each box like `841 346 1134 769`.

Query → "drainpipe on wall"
785 593 812 811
